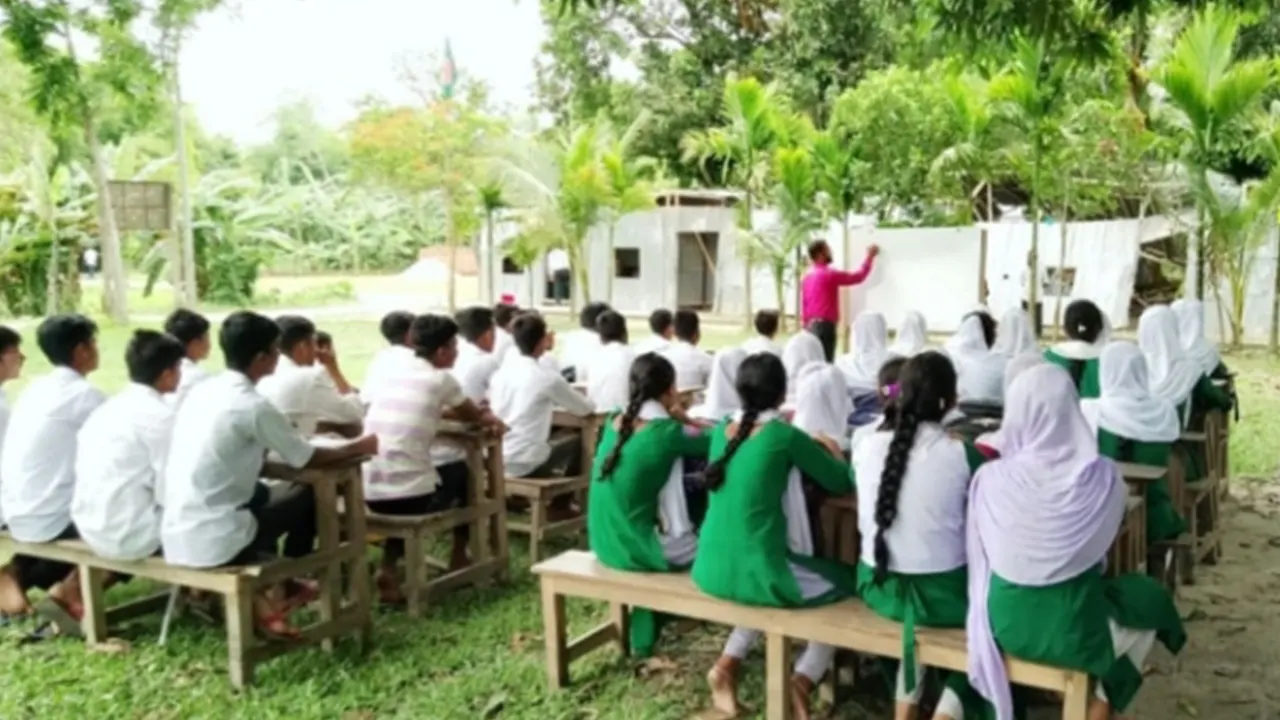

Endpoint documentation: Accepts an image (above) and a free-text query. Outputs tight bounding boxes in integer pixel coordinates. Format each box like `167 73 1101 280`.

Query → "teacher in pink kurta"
800 240 880 362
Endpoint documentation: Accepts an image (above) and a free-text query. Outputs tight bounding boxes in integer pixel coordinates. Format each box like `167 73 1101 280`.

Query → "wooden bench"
1178 414 1226 582
534 550 1094 720
506 412 603 563
361 424 509 617
1106 497 1146 577
0 458 372 689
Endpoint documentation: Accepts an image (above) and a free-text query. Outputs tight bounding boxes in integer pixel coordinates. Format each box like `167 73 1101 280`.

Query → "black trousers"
12 524 79 591
226 482 318 566
808 319 837 363
367 461 471 564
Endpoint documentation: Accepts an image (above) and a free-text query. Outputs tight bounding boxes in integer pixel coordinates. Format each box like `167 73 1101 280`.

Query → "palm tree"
811 126 865 350
769 145 822 331
682 75 793 326
600 112 656 305
930 71 1001 222
478 181 508 305
1155 4 1272 300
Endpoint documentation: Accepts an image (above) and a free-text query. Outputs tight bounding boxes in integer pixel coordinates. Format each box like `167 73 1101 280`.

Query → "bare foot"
1087 698 1112 720
707 661 741 718
0 565 32 616
791 674 814 720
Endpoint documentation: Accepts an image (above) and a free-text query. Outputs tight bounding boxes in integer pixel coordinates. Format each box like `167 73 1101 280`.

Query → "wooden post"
80 565 108 645
541 581 569 689
225 583 254 690
765 633 794 720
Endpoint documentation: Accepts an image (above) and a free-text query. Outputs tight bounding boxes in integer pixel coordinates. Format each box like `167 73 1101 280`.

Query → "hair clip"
883 383 900 399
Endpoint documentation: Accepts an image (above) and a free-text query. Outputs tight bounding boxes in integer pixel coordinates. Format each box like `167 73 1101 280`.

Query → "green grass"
1 322 1278 719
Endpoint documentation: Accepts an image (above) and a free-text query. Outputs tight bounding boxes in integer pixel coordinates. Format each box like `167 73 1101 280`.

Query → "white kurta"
632 334 670 356
72 383 172 560
490 354 595 477
0 388 10 525
660 340 714 392
361 344 416 407
558 329 601 379
493 328 516 365
257 355 364 435
0 367 105 542
741 335 782 358
432 342 500 467
161 372 315 568
853 423 970 573
170 357 210 410
585 341 636 414
366 357 467 500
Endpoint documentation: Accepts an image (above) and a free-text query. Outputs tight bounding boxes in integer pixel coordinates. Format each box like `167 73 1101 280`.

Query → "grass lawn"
2 320 1278 719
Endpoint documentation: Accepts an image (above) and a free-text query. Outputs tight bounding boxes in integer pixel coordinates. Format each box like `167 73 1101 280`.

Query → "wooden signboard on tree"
108 180 173 233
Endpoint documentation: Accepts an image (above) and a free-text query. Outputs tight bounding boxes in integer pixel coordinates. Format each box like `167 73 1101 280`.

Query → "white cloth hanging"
837 312 891 394
1170 298 1222 376
782 332 826 400
691 348 746 421
1080 341 1180 443
889 311 928 357
642 400 694 540
1137 306 1202 417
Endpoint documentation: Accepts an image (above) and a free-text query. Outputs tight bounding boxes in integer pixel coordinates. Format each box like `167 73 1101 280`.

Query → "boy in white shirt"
72 330 184 562
0 314 105 621
491 312 595 481
585 310 634 413
742 310 783 357
0 326 25 532
633 308 674 355
362 310 415 406
450 307 503 401
493 302 520 365
162 311 376 636
558 301 611 383
258 315 364 436
365 314 502 602
661 310 714 391
163 308 212 409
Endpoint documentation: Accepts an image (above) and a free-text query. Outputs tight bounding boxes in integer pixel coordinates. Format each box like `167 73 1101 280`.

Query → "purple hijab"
965 364 1126 719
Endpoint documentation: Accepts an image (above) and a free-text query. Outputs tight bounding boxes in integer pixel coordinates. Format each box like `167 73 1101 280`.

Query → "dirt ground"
1132 484 1280 720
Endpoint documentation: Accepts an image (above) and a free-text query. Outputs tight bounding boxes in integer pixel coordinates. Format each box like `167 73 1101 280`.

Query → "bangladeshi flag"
439 38 457 100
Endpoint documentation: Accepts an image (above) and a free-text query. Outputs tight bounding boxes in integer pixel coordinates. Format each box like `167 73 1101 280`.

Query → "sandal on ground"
33 598 83 639
255 611 301 641
18 621 59 645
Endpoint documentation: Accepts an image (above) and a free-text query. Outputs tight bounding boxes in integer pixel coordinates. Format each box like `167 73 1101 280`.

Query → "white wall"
1203 231 1279 345
846 226 985 334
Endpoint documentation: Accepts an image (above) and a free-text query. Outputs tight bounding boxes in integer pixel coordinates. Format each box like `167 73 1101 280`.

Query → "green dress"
587 415 710 656
1176 375 1235 484
987 568 1186 714
692 418 855 608
1096 430 1185 543
1044 347 1101 399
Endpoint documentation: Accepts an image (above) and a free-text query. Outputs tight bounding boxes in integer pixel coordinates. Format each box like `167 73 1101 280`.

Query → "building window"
502 256 522 274
614 248 641 278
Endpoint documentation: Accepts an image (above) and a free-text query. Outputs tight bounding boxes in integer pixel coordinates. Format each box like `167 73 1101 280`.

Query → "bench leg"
1061 672 1090 720
225 587 255 690
530 499 546 564
79 565 108 645
405 532 424 619
158 585 182 646
765 633 793 720
609 602 630 657
540 580 568 689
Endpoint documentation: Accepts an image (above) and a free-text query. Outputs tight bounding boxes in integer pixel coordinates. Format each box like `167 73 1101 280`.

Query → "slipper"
34 598 83 639
18 621 59 646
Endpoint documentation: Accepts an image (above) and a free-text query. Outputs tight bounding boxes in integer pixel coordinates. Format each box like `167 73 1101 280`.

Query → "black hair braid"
601 394 645 480
873 409 919 586
703 409 759 491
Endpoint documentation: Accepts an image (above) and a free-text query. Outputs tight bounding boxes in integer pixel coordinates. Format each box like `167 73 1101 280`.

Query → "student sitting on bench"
741 309 782 357
585 310 635 414
258 315 364 436
161 311 376 638
0 324 22 496
163 308 212 409
492 302 520 364
660 310 713 392
0 314 105 621
362 310 415 406
1044 299 1107 399
559 301 611 383
633 308 674 355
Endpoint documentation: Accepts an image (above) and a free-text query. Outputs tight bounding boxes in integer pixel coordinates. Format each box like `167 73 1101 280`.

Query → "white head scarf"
992 308 1038 359
1171 299 1221 376
691 348 746 421
793 364 852 449
889 311 928 357
837 312 890 394
1137 305 1202 414
977 353 1048 452
946 316 1007 403
1080 341 1180 443
783 332 825 394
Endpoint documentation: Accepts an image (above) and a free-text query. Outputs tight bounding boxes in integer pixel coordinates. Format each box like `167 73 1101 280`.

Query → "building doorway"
677 232 718 310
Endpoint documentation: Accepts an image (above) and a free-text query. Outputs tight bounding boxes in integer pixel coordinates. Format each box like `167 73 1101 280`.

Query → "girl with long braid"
852 352 986 720
693 353 854 720
586 352 710 656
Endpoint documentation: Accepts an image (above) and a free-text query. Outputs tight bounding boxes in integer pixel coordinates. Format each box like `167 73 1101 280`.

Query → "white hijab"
837 312 890 393
691 348 745 421
889 311 928 357
977 353 1048 452
793 364 852 449
992 308 1038 359
643 400 695 540
1137 305 1202 416
1080 341 1180 443
1171 298 1221 376
946 316 1007 403
782 332 826 396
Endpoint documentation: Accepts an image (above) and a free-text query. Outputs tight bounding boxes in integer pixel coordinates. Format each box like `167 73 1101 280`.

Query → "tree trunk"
484 212 496 305
45 232 59 316
605 219 615 306
773 263 786 333
171 44 198 307
743 195 754 330
1270 232 1280 352
445 204 457 312
840 216 851 352
1052 183 1071 341
85 120 128 323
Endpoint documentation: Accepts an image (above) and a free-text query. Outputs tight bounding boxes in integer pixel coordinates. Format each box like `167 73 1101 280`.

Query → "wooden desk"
819 494 859 565
1117 462 1165 495
438 421 510 583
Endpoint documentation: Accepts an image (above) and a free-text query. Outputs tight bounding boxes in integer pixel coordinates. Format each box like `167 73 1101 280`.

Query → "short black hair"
807 240 830 262
648 308 673 336
965 310 997 348
220 311 281 372
673 310 700 342
411 314 459 358
276 315 317 353
754 310 780 338
316 331 333 348
494 303 520 330
0 325 20 355
512 312 548 355
1064 300 1104 343
379 311 414 345
455 306 496 344
36 313 97 367
126 329 186 386
596 310 628 344
163 308 210 347
579 302 611 331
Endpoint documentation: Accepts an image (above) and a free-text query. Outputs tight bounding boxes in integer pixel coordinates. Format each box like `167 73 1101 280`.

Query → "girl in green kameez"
1043 299 1108 399
587 352 710 656
1080 341 1186 545
854 351 985 720
692 353 853 720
